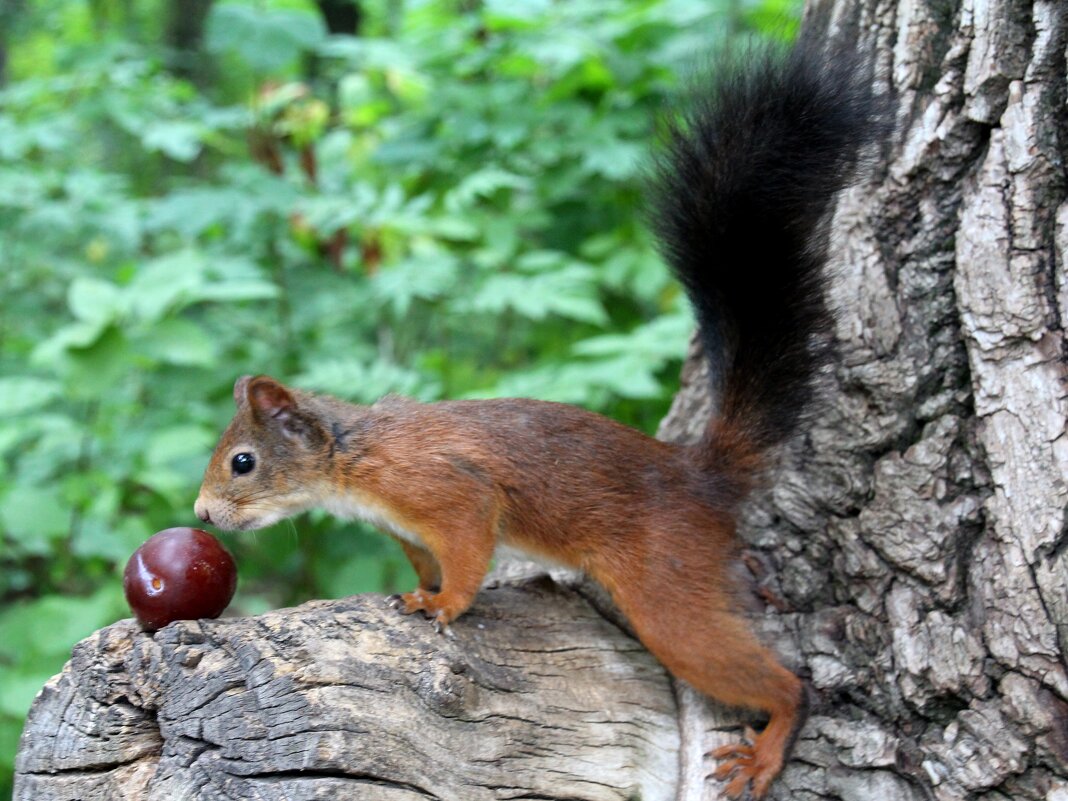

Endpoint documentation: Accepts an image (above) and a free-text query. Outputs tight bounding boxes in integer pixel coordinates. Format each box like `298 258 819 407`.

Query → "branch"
16 572 716 801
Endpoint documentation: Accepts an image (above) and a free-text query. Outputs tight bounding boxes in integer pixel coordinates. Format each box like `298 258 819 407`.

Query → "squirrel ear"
245 376 324 448
233 375 254 407
246 376 295 421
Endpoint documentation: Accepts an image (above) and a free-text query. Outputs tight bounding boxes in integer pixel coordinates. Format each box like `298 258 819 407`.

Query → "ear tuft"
247 376 295 420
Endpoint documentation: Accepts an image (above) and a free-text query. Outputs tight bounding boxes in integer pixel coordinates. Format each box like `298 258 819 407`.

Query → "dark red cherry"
123 527 237 631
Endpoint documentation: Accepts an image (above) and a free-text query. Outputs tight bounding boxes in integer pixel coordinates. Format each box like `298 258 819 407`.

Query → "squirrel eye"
231 452 256 476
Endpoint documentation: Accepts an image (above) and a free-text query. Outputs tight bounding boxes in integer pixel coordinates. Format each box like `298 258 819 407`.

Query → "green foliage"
0 0 799 793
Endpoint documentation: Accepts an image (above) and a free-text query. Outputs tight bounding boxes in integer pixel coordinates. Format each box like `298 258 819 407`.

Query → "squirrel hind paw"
708 732 782 799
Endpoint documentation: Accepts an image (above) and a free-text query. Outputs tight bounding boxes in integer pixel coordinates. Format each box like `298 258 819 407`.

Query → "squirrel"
195 35 880 800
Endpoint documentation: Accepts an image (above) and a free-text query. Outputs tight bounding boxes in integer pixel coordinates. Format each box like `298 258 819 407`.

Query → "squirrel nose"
194 499 212 524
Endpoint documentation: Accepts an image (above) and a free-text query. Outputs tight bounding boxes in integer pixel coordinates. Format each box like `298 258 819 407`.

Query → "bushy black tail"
651 36 882 471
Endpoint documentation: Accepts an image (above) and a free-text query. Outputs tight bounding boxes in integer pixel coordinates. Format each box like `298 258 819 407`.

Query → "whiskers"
283 517 299 544
230 486 283 507
228 487 285 528
214 485 310 533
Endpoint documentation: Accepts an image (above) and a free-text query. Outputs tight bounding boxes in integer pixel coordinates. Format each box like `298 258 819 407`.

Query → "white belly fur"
494 543 570 571
320 491 569 570
320 492 426 548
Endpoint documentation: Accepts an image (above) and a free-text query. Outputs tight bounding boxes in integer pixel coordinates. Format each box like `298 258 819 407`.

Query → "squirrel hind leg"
599 563 807 799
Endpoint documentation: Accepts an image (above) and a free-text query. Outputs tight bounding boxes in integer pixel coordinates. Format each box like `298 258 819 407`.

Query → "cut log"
14 572 705 801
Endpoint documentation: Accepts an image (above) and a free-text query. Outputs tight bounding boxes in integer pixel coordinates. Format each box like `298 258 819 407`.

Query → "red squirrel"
195 37 880 799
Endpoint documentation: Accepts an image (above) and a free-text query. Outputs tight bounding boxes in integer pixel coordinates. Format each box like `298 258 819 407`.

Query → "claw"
386 591 458 635
713 755 751 780
387 591 428 615
712 762 734 781
431 613 457 636
711 742 754 760
724 771 751 799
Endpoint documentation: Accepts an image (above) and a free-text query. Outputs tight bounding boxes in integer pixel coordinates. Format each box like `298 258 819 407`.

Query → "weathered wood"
16 574 687 801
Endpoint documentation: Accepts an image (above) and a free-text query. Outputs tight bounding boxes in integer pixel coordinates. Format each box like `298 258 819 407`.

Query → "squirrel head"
195 375 330 531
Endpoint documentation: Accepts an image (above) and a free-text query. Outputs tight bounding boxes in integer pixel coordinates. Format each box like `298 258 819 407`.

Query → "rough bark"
663 0 1068 798
15 1 1068 799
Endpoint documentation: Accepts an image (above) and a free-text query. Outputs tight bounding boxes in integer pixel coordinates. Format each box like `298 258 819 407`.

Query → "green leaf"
126 252 277 320
0 586 128 718
372 252 459 316
145 188 260 238
582 138 644 180
31 320 110 366
468 263 608 325
201 257 281 304
195 280 279 304
0 485 71 555
573 310 693 360
127 251 209 322
295 359 436 404
0 377 61 417
73 514 149 563
137 318 219 367
206 4 327 73
141 120 203 162
475 355 663 404
68 277 122 325
424 216 481 242
484 0 552 25
448 168 532 209
145 425 216 467
62 326 133 398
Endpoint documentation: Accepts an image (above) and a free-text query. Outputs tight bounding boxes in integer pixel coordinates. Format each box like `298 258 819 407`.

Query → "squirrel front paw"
386 590 456 635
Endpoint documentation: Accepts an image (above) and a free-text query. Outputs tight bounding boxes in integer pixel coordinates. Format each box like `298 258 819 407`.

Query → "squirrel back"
651 37 882 485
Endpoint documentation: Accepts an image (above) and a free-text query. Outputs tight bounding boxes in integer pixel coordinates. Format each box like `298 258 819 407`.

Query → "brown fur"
196 375 806 798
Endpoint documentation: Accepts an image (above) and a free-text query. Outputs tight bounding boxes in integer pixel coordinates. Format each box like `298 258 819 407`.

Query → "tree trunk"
664 0 1068 797
315 0 362 35
14 1 1068 799
164 0 214 85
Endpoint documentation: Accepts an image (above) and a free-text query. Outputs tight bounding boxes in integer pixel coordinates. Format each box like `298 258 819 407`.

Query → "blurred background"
0 0 799 792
